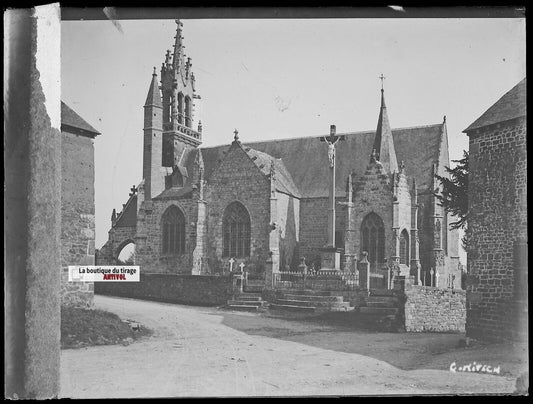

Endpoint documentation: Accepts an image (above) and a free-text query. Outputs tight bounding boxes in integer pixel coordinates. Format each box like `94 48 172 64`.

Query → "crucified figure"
323 135 341 168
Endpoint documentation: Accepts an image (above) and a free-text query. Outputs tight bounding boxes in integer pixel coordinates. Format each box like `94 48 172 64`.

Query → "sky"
61 16 526 259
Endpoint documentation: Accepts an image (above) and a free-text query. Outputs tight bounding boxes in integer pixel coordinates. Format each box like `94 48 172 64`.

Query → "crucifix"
319 125 345 249
228 257 235 272
379 73 386 90
318 125 345 270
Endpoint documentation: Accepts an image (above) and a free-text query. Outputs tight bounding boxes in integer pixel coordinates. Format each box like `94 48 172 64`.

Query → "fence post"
358 251 370 292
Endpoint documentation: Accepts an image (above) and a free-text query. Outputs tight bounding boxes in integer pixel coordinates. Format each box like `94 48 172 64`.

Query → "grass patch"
61 306 152 349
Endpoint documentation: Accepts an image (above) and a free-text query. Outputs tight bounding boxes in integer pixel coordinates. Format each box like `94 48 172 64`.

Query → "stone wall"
60 131 95 308
95 274 231 306
351 161 394 266
466 117 527 341
60 268 94 308
205 141 270 273
137 198 198 274
403 284 466 332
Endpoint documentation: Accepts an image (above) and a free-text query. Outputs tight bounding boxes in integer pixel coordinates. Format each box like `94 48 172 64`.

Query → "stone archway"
116 239 136 265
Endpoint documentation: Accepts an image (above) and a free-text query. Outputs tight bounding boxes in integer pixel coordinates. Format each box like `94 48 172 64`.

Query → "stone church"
98 21 461 288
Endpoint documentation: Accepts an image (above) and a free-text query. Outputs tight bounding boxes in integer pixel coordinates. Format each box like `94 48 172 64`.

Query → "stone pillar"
265 162 280 288
358 252 370 291
5 5 61 398
192 199 208 274
410 179 421 284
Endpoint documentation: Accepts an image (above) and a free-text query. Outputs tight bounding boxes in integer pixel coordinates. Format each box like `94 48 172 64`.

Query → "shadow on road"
218 309 527 379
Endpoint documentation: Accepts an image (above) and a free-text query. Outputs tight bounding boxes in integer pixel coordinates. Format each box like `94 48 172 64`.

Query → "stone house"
60 101 100 307
98 21 462 289
464 78 527 341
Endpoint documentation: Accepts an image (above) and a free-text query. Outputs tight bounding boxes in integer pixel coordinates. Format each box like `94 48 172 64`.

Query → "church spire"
173 19 185 72
144 67 162 107
372 78 398 173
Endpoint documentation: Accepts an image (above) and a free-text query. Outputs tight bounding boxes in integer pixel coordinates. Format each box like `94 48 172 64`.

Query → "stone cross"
228 257 235 272
319 125 345 248
435 270 440 288
129 185 137 197
239 262 245 272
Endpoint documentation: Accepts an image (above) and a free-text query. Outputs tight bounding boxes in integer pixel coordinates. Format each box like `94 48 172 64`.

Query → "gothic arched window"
223 202 251 258
184 96 192 128
161 205 186 255
361 213 385 264
400 229 409 265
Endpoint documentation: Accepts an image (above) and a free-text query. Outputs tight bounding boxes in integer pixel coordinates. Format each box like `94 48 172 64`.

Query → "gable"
115 194 137 227
61 101 100 138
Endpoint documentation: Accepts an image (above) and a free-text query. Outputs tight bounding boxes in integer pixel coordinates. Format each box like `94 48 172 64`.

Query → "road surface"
60 295 517 398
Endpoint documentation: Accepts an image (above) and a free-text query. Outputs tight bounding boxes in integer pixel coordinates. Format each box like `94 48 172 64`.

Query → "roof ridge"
200 123 444 150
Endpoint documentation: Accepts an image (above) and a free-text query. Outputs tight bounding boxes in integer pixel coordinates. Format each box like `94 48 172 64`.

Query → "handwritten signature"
450 361 501 375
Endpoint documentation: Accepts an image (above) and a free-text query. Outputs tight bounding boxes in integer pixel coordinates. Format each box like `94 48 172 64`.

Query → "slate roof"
464 78 526 133
115 194 137 227
153 185 195 200
61 101 100 137
200 123 445 199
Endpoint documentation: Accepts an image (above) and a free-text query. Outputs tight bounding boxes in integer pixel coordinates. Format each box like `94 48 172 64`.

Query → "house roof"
464 78 526 133
200 123 445 199
61 101 100 137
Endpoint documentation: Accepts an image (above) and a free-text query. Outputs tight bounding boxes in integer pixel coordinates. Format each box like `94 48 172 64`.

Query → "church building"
98 21 461 289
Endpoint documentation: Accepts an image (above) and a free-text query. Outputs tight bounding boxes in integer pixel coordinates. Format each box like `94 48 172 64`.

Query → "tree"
434 150 469 230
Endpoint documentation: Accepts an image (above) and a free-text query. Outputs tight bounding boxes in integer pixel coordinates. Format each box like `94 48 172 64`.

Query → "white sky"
61 17 526 258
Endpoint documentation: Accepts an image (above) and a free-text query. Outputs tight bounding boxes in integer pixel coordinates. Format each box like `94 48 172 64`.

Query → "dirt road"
60 295 519 398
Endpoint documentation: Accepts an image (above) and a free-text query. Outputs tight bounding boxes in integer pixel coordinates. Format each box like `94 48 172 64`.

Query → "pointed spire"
173 19 185 71
144 67 162 107
372 84 398 173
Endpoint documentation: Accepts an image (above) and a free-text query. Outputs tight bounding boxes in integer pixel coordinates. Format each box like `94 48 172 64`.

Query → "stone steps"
233 295 262 301
281 289 340 296
269 303 317 313
226 292 266 312
283 294 343 302
226 304 260 312
275 299 351 308
227 300 264 307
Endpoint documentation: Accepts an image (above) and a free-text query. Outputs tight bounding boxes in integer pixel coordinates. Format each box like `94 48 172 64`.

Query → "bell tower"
160 19 202 167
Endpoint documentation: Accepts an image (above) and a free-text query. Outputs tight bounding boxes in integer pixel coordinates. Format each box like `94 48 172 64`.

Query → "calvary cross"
319 125 345 248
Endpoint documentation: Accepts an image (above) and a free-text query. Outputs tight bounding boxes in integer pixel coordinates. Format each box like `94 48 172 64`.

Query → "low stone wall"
95 273 232 306
60 267 94 308
403 284 466 332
